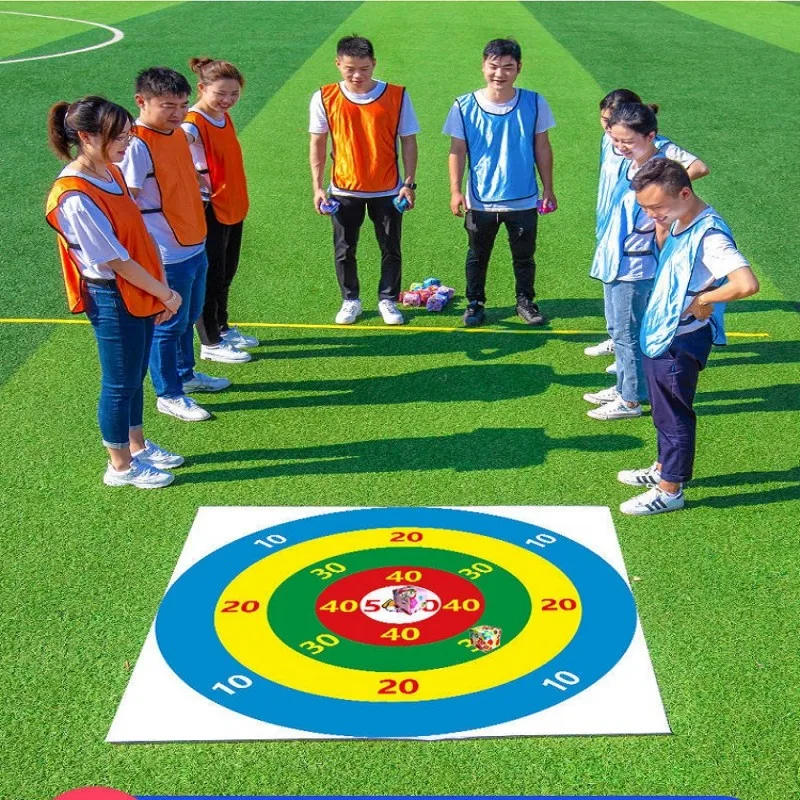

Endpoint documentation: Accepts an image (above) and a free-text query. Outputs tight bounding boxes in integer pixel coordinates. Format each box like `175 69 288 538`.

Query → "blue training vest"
457 89 539 204
591 150 666 283
640 210 734 358
596 134 671 240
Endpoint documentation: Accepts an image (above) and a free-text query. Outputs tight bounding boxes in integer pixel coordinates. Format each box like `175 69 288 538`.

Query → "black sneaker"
463 301 486 327
516 298 545 326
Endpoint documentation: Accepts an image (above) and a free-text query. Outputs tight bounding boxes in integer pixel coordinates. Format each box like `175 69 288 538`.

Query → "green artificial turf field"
0 2 798 799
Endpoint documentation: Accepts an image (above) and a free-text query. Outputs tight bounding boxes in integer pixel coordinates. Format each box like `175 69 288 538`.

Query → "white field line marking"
0 11 123 65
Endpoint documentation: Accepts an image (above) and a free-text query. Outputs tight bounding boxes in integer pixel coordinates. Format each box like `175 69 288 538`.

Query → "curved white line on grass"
0 11 123 64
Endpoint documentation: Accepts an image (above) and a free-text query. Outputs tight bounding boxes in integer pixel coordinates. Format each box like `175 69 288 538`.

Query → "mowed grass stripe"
0 1 360 388
661 0 800 53
235 0 614 329
527 1 800 303
0 1 175 59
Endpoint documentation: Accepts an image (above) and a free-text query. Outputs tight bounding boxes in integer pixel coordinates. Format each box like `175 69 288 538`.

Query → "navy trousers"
642 324 714 484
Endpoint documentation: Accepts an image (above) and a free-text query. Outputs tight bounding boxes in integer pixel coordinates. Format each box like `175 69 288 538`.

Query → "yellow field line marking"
0 317 771 338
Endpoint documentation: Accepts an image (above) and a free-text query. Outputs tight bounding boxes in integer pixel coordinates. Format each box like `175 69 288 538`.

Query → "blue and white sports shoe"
222 326 260 348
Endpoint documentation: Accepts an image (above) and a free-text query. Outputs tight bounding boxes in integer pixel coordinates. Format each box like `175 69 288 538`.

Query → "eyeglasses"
113 132 133 144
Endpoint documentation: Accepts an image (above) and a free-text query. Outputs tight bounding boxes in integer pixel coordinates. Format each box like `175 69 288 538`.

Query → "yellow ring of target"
215 527 581 702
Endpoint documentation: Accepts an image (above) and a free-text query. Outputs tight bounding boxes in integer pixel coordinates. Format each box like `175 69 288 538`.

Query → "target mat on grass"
108 506 670 741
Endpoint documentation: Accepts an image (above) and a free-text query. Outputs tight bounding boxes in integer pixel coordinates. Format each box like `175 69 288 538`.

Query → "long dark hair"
47 96 132 161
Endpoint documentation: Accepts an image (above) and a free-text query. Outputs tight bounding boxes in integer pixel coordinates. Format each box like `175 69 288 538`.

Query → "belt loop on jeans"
83 277 117 287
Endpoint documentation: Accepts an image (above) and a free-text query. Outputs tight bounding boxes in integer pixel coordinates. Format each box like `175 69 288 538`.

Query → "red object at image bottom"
54 789 137 800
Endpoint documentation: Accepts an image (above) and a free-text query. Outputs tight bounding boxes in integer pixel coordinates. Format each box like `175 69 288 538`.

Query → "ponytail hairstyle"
189 56 245 88
600 89 660 116
607 102 659 137
47 96 133 161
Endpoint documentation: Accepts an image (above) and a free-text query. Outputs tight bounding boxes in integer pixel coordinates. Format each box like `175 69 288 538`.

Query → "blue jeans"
84 283 154 449
604 278 653 403
149 249 208 398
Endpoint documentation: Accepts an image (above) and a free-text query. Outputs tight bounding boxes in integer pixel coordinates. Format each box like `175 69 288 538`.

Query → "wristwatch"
403 181 417 190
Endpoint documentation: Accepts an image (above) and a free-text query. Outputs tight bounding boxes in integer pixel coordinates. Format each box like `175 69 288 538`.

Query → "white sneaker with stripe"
620 487 685 516
617 462 661 487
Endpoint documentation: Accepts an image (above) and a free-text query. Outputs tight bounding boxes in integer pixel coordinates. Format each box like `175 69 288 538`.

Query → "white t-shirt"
181 106 225 201
119 119 205 265
54 168 128 280
308 80 420 199
442 89 556 212
677 206 751 336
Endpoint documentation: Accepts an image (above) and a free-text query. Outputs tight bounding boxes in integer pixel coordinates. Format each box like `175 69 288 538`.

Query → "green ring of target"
267 546 531 671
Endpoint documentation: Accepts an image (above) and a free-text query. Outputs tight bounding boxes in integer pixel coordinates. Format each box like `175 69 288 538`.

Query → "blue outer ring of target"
155 507 638 737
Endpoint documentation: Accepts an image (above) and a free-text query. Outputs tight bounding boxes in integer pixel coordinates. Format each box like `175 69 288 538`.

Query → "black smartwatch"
403 181 417 190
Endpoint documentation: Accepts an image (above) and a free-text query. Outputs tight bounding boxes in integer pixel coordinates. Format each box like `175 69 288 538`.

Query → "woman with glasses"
45 96 184 488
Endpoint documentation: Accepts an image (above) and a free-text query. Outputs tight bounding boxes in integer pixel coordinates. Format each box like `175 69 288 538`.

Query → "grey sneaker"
103 458 174 489
617 462 662 487
183 372 231 393
131 439 185 469
606 362 618 375
157 395 211 422
620 486 685 516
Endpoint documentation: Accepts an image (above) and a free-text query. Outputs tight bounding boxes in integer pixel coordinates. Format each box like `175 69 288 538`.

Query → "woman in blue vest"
618 158 758 515
585 89 709 368
443 38 557 328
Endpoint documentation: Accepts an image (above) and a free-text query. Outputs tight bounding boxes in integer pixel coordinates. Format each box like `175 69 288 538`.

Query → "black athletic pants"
196 202 244 346
331 194 402 301
464 208 538 304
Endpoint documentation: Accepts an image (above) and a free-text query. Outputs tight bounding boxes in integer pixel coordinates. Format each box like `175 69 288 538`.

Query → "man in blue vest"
443 38 557 327
618 158 759 515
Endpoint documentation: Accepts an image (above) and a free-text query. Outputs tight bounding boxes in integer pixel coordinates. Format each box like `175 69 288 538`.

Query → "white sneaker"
201 342 252 363
335 299 362 325
620 486 685 516
131 439 184 469
617 462 662 487
606 362 618 375
182 372 231 393
103 457 174 489
222 326 259 348
583 386 620 405
584 338 614 357
157 395 211 421
587 397 642 420
378 299 404 325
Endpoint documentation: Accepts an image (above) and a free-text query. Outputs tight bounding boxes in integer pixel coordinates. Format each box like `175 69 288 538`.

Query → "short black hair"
336 35 374 59
608 102 658 136
482 38 522 64
631 158 692 196
135 66 191 98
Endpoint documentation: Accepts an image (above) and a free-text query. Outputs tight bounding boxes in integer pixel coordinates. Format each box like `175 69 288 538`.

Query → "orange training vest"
185 110 249 225
132 123 207 246
45 166 166 317
321 82 405 193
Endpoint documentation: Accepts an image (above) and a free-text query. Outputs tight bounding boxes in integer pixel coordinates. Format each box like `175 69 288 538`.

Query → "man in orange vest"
121 67 229 423
309 35 419 326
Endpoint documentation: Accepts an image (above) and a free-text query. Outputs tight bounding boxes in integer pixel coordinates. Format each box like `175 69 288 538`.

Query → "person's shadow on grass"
181 426 643 485
690 465 800 508
206 363 605 413
695 383 798 415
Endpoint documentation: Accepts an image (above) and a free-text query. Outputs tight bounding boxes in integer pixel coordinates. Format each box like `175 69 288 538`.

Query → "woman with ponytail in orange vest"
45 97 184 488
182 57 257 363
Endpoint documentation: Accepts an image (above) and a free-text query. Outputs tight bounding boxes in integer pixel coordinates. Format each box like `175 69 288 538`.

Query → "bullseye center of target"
359 585 442 623
315 565 485 647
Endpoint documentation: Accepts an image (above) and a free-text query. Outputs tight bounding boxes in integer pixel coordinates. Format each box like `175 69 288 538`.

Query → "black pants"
642 324 714 484
332 194 402 301
464 208 538 303
197 203 243 346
